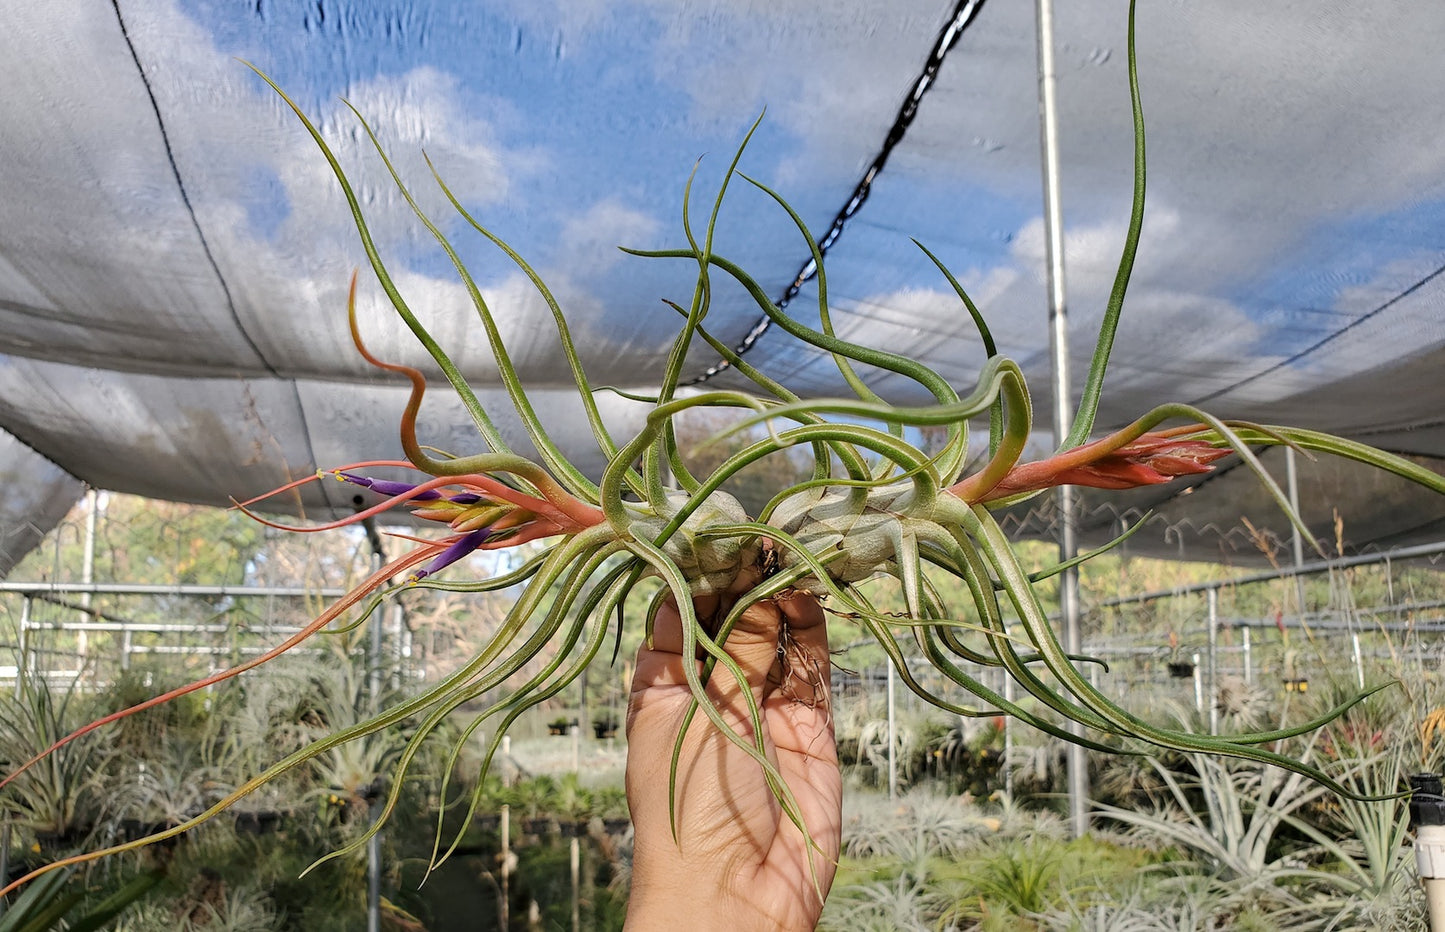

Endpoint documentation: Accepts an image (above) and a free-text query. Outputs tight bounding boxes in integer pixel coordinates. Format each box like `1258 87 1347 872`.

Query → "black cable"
109 0 276 379
1190 259 1445 407
687 0 992 384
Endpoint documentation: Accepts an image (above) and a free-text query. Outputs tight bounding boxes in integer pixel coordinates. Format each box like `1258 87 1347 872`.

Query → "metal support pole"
1035 0 1088 837
580 665 591 750
396 603 412 682
363 520 386 706
16 597 30 698
1285 447 1307 568
1242 626 1252 685
1192 652 1204 716
1003 667 1015 798
1207 588 1218 734
389 602 405 690
362 518 386 932
500 804 512 929
78 489 97 678
366 829 381 932
886 661 898 799
1285 447 1309 615
570 835 581 932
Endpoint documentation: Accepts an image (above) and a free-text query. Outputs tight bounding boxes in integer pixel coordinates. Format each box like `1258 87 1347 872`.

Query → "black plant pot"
558 820 587 838
602 817 631 835
1167 661 1195 678
522 817 552 835
33 826 89 853
118 818 173 843
593 723 618 740
235 810 283 835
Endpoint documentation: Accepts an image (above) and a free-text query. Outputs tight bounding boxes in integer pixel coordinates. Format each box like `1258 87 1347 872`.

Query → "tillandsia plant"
4 0 1444 897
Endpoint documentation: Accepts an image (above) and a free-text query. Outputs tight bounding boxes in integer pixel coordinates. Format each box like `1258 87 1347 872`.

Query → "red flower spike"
958 428 1229 504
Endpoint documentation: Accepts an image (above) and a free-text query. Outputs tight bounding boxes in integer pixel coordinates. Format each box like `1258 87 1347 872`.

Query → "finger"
635 568 785 692
715 595 786 696
630 595 696 695
639 594 685 658
776 585 827 634
631 589 766 696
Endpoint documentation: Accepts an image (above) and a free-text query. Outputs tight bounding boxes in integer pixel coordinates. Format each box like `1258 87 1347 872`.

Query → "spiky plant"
0 678 106 845
4 0 1443 897
1092 748 1334 886
838 788 996 862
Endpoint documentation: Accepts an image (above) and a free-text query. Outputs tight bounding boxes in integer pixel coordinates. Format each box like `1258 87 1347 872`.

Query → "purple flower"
411 527 493 581
336 471 443 501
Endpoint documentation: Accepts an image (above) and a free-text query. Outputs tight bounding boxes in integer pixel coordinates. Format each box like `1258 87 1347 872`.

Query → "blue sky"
186 0 821 266
124 0 1445 411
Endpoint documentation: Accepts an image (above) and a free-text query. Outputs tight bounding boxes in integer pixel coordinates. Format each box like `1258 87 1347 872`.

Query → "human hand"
623 570 841 931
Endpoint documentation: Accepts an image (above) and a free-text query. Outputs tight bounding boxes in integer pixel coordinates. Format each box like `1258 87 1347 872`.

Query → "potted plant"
592 716 619 740
0 680 106 855
1165 631 1194 678
471 774 507 832
234 810 283 835
555 773 594 837
506 776 558 836
595 786 630 835
548 717 574 737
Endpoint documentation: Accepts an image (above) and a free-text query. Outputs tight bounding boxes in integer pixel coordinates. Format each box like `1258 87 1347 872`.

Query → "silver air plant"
3 0 1441 897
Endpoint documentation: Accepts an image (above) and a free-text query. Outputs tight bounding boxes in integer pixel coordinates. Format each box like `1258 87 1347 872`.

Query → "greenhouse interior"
2 2 1444 930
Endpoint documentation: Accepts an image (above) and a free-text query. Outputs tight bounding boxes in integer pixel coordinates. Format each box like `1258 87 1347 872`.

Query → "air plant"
4 0 1444 897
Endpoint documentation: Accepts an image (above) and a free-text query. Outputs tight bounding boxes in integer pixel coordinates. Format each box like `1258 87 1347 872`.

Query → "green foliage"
0 657 634 930
0 866 164 932
0 679 106 840
506 775 559 821
821 663 1442 930
823 791 1150 931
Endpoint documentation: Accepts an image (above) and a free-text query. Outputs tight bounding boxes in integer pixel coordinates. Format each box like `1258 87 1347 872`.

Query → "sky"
136 0 1445 402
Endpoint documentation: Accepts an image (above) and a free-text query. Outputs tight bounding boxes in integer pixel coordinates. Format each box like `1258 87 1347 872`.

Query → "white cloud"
837 206 1275 411
559 199 660 274
80 0 657 387
14 0 1442 403
494 0 952 183
1012 206 1269 382
493 0 1445 226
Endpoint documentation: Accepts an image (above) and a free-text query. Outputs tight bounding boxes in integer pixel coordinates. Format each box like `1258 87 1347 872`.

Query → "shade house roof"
2 0 1443 574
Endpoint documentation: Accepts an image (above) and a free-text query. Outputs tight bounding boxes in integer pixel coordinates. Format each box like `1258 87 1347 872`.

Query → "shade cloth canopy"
2 0 1443 574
